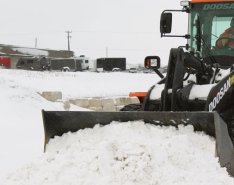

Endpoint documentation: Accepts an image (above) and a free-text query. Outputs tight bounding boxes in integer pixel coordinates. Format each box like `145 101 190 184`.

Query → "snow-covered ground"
0 69 157 183
0 69 233 184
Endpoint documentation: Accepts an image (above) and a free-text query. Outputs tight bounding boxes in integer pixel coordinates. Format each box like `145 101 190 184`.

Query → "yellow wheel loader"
42 0 234 176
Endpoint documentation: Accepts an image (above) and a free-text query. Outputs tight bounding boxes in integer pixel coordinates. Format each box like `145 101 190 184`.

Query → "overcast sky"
0 0 187 65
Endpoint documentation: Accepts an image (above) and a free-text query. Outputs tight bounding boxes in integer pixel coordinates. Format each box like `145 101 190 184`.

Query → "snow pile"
3 121 234 185
1 69 234 184
0 69 157 183
0 70 86 182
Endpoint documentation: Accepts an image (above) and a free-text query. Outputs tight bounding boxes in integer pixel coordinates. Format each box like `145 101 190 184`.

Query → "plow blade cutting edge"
42 110 234 176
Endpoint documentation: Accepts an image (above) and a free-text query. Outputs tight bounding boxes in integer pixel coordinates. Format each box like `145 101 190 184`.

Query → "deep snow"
4 122 234 185
0 69 157 183
0 69 233 185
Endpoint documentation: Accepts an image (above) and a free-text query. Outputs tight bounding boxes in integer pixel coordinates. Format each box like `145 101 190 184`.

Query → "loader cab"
189 1 234 67
161 0 234 68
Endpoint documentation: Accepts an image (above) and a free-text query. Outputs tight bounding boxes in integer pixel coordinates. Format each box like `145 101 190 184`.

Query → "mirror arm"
162 9 189 13
153 68 164 79
161 9 190 38
161 34 190 38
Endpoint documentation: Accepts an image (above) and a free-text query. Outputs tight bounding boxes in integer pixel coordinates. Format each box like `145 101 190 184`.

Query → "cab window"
211 16 232 47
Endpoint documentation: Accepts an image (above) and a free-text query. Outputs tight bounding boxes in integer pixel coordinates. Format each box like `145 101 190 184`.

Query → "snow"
1 70 157 99
189 84 215 100
0 69 157 184
0 69 233 185
4 122 234 185
12 47 49 56
149 84 165 100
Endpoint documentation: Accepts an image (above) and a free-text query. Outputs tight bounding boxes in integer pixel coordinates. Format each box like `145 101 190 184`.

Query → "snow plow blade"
42 110 234 176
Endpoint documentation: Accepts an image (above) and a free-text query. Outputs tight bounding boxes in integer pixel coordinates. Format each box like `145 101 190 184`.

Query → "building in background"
0 44 74 69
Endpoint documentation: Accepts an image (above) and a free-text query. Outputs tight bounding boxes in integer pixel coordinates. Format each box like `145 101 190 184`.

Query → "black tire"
228 118 234 144
120 103 142 111
62 67 70 72
220 107 234 144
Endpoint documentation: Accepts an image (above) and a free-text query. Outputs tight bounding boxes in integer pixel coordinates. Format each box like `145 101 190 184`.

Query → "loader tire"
120 103 142 111
228 119 234 144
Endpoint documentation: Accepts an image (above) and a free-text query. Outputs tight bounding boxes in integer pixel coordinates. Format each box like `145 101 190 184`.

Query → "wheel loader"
42 0 234 177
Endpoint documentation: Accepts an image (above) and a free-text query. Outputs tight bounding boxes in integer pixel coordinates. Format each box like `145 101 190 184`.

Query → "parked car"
129 68 137 73
112 67 121 72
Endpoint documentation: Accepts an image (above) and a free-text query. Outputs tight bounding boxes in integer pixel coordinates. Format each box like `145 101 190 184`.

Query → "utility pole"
106 47 108 58
35 37 37 48
65 31 72 51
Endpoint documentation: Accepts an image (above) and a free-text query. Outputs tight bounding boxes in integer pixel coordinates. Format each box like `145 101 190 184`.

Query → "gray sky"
0 0 187 65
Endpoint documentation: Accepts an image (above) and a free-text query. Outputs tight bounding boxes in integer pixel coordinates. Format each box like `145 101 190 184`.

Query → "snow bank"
1 69 233 184
3 121 234 185
0 70 86 182
0 69 158 183
0 69 157 99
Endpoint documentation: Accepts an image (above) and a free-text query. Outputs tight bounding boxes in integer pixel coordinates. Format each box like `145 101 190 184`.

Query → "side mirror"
144 56 160 69
160 13 172 34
